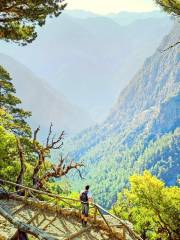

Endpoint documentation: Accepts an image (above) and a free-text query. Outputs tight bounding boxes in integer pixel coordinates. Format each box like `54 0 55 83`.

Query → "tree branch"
33 126 40 145
39 156 84 185
161 41 180 52
32 124 65 188
46 122 53 147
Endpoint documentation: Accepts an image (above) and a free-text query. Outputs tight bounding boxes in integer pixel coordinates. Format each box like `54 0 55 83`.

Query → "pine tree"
0 65 31 137
0 0 67 45
154 0 180 16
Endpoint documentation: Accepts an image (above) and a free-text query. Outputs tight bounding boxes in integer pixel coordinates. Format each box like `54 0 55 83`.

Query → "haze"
66 0 158 14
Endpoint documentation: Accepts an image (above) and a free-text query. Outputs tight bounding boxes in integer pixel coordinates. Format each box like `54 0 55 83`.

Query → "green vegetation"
0 65 31 137
0 66 34 183
0 65 82 195
66 126 180 208
112 171 180 240
154 0 180 16
0 2 179 232
0 0 66 45
0 1 81 196
65 24 180 208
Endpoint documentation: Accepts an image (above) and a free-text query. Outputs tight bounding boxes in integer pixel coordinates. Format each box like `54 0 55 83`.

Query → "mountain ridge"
65 22 180 208
0 13 172 122
0 53 93 134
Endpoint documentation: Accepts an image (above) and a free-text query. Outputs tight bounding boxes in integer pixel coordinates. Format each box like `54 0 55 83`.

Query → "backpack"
80 191 88 202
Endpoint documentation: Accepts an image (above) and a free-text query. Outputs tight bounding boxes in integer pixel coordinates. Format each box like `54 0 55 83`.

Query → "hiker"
80 185 93 227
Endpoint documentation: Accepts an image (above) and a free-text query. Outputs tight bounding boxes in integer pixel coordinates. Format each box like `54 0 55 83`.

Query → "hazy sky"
66 0 158 14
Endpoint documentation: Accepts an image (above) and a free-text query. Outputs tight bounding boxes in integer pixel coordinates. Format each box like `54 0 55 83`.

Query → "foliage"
0 65 83 196
0 65 31 137
154 0 180 16
0 110 37 184
112 171 180 240
0 0 67 45
65 127 180 208
0 125 18 181
64 22 180 208
0 66 34 184
0 0 82 202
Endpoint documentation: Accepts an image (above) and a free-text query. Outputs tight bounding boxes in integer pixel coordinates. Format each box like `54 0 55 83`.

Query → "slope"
0 12 172 121
65 23 180 208
0 53 93 134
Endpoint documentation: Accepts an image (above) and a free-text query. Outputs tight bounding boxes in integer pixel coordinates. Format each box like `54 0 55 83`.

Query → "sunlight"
66 0 158 14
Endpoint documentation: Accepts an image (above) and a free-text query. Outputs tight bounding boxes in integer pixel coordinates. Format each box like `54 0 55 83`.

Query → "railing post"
93 206 97 222
96 206 112 233
24 189 28 201
122 225 126 240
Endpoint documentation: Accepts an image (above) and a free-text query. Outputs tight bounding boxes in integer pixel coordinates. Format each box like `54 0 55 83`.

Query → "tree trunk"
32 151 45 188
16 138 26 192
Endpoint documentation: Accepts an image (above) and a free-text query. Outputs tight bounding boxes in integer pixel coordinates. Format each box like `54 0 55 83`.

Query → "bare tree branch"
39 155 84 186
32 124 65 188
76 168 85 180
48 131 64 150
161 41 180 52
33 126 40 145
31 123 84 190
46 122 53 147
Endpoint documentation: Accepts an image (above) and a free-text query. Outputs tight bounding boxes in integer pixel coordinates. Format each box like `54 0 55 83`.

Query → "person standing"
80 185 93 227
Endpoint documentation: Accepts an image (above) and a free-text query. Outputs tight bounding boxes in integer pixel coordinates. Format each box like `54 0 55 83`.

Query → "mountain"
0 12 172 122
0 54 93 134
65 23 180 208
108 11 167 25
63 10 166 25
65 10 98 19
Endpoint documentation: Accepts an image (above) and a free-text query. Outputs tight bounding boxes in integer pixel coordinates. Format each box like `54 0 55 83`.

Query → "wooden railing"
0 179 142 240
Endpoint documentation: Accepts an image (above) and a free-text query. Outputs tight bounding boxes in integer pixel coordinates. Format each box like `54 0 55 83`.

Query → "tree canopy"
0 0 67 45
0 65 31 137
0 65 83 193
112 171 180 240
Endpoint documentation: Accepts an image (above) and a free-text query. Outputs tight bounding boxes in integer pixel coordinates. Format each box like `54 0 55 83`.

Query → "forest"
0 0 180 239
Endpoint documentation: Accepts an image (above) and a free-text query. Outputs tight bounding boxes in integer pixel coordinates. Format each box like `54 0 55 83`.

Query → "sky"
66 0 158 15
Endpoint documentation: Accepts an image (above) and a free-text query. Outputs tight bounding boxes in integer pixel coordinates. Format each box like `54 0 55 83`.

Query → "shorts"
81 203 89 217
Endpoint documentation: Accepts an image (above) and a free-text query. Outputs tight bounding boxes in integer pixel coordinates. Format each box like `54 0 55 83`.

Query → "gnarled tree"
31 123 84 190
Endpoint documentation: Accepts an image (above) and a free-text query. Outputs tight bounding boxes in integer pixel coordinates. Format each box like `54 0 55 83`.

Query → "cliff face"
66 23 180 208
106 22 180 132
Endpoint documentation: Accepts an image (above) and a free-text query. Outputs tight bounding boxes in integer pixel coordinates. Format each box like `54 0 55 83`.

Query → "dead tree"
32 123 84 189
39 155 84 187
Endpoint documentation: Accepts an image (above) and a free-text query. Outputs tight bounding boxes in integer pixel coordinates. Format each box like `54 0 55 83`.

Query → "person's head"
85 185 90 191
